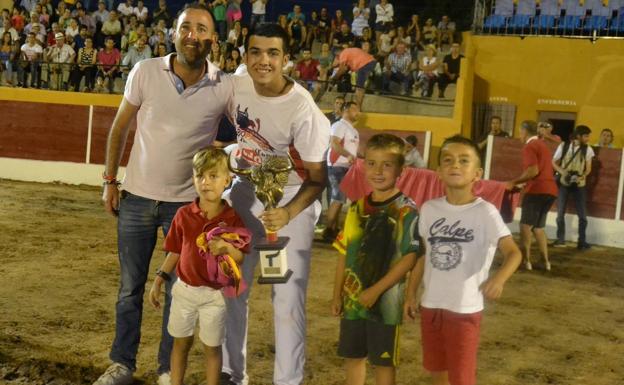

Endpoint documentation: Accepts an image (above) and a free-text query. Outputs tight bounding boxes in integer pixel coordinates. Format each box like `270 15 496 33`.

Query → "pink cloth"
197 225 252 297
340 159 520 222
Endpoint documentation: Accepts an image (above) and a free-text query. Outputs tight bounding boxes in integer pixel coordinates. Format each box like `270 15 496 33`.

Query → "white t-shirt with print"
419 197 511 314
21 43 43 60
229 73 330 188
327 118 359 168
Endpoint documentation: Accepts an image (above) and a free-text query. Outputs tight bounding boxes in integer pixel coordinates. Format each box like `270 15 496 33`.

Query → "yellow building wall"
465 34 624 146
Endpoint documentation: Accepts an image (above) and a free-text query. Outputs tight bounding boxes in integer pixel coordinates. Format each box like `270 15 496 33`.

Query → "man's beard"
176 39 211 69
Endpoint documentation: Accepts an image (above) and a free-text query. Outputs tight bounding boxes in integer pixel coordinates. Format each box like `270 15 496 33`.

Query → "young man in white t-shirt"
250 0 267 28
223 23 330 385
19 32 42 88
323 101 360 242
404 135 521 385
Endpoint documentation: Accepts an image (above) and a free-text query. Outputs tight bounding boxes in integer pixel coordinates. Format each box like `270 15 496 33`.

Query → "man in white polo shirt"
323 101 360 242
95 4 233 385
222 23 330 385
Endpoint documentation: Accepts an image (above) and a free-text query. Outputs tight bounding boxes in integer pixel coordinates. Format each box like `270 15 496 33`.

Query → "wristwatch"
156 269 171 282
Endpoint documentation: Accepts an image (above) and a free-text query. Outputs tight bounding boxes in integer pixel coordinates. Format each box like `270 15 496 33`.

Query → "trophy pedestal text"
256 236 292 284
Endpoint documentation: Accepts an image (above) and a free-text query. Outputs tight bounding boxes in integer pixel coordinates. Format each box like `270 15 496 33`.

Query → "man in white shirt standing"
18 32 43 88
250 0 267 29
223 23 330 385
323 101 360 242
94 5 233 385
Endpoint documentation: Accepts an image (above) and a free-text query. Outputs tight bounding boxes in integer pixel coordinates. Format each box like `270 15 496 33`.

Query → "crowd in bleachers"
482 0 624 36
0 0 465 98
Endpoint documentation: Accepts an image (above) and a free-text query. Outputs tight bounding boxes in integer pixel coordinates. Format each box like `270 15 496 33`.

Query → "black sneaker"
552 240 566 247
577 242 591 250
322 227 337 243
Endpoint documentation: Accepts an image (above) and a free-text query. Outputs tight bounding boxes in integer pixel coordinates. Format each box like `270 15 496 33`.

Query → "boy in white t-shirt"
404 135 521 385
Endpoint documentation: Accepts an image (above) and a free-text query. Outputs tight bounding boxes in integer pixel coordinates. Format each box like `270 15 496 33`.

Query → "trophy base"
258 269 293 284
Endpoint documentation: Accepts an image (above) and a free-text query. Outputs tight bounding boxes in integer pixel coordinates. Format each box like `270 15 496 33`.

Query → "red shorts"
420 307 482 385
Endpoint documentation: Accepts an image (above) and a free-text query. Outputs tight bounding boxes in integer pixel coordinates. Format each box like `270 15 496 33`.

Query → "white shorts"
168 280 226 347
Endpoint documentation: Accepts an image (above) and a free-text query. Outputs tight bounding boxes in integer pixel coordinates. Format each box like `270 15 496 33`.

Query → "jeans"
216 20 227 42
556 184 587 244
250 13 265 30
109 191 187 374
18 60 40 87
382 71 411 94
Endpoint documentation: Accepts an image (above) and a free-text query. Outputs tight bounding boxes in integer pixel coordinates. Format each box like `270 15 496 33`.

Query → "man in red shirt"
506 120 558 271
294 48 320 99
95 36 121 93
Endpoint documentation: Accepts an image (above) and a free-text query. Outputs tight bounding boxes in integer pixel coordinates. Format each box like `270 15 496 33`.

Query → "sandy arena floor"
0 180 623 385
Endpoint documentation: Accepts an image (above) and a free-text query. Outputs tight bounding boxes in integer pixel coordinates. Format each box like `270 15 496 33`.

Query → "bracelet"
156 269 171 282
102 172 119 185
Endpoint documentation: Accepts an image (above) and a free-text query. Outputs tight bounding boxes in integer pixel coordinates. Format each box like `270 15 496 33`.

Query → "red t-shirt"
97 48 121 71
296 59 319 81
163 199 248 287
522 137 558 197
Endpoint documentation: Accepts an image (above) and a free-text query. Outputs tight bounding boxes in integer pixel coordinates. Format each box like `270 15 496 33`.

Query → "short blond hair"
192 146 229 176
366 134 406 166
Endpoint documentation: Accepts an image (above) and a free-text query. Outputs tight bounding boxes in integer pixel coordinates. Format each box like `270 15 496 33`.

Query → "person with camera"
552 125 594 250
506 120 558 271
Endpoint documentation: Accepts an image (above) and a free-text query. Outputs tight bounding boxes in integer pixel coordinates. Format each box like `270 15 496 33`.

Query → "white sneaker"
157 372 171 385
92 363 134 385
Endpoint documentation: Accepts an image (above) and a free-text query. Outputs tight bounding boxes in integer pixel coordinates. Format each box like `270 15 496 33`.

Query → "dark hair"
601 128 613 135
521 120 538 136
366 134 406 167
246 23 290 54
574 125 591 137
335 95 345 101
438 135 481 166
341 101 358 112
405 135 418 146
490 115 502 123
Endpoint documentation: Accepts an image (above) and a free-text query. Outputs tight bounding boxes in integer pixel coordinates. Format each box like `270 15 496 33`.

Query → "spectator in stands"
538 121 562 144
93 1 109 25
288 4 307 54
18 32 41 88
376 26 395 63
329 9 345 47
226 19 241 48
374 0 393 40
437 15 455 49
250 0 267 29
65 18 80 38
73 25 89 49
211 0 227 42
325 95 345 124
31 23 46 45
152 0 171 27
39 6 50 28
382 41 412 95
133 0 149 23
352 0 370 37
506 120 558 271
333 23 355 52
72 2 85 18
1 16 19 43
0 9 8 28
226 0 242 32
394 26 412 51
552 125 594 250
11 8 25 34
77 8 95 35
70 35 96 91
404 135 426 168
596 128 614 148
304 10 320 49
331 46 377 108
0 31 15 86
155 42 167 57
122 36 151 79
149 29 170 53
42 32 75 90
53 2 66 25
295 47 320 98
406 14 421 52
477 115 509 150
355 26 375 52
59 9 73 29
237 25 249 53
46 22 60 47
324 101 361 242
21 0 37 14
95 36 120 93
421 18 437 48
208 39 224 68
117 0 135 22
415 44 439 98
101 10 122 46
316 42 333 84
317 7 330 43
438 42 462 99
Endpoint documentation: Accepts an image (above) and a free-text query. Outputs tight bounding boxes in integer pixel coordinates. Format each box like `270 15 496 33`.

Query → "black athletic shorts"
337 318 400 367
521 193 556 228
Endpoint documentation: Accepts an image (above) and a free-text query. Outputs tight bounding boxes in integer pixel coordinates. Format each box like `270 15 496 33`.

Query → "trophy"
229 154 294 284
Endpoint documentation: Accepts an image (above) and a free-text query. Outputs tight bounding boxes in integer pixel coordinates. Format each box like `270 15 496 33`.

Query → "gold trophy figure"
229 154 294 283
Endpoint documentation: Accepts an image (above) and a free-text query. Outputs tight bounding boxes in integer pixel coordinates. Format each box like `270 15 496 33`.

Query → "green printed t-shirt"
334 192 420 325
